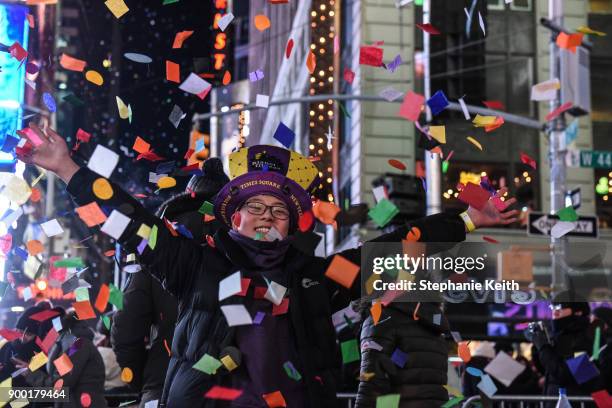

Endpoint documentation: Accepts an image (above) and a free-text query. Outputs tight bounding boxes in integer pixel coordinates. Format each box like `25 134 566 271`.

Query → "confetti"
85 70 104 85
388 159 406 171
124 53 153 63
59 53 86 72
285 38 294 58
93 178 113 200
426 90 449 116
306 51 316 74
466 136 482 150
556 32 584 53
43 93 57 112
398 91 424 121
359 45 383 66
172 30 194 48
218 13 234 32
166 61 180 83
520 152 537 169
416 23 441 35
254 14 271 31
104 0 129 19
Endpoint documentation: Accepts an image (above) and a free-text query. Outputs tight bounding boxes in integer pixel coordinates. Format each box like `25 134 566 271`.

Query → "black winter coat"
66 167 467 407
355 302 450 408
23 320 108 408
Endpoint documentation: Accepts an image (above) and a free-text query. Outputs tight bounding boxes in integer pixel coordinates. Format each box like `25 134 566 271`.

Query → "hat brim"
214 171 313 229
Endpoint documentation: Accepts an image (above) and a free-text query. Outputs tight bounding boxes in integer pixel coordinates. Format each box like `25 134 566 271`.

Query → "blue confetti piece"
1 134 20 153
466 366 483 377
0 160 17 173
253 311 265 324
387 54 403 73
137 239 148 255
273 122 295 149
262 163 269 172
432 313 441 325
43 92 56 113
391 348 408 368
195 139 205 153
426 90 449 116
14 247 28 261
176 224 193 239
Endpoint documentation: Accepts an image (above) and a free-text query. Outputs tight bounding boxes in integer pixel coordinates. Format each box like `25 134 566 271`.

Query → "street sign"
566 149 612 169
528 212 598 238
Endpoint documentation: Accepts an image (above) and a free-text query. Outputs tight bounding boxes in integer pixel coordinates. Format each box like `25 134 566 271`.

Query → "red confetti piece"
482 236 499 244
520 152 537 169
343 68 355 84
285 38 294 59
545 101 573 122
298 211 314 232
80 393 91 407
416 23 441 35
204 386 243 400
388 159 406 171
482 100 505 110
359 46 383 67
104 250 116 257
206 235 216 248
164 339 171 356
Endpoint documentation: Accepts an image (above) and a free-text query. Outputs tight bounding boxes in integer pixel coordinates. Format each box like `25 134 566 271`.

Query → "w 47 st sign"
566 149 612 169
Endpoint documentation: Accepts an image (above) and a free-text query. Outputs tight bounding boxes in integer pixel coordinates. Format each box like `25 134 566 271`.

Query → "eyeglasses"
243 201 290 220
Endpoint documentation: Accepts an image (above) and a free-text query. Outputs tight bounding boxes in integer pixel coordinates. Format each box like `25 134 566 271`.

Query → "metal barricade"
337 393 357 408
461 394 595 408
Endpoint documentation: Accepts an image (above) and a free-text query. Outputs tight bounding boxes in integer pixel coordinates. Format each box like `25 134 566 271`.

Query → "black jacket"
355 302 450 408
23 320 108 408
538 318 597 396
66 167 466 407
111 271 178 397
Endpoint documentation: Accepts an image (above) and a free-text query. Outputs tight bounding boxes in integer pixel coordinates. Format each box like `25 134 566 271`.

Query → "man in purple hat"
18 124 518 407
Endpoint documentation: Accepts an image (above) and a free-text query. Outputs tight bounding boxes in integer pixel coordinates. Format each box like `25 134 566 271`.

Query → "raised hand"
17 123 80 183
467 187 520 229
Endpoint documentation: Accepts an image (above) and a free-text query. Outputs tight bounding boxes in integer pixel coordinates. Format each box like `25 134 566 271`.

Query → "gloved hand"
531 327 551 350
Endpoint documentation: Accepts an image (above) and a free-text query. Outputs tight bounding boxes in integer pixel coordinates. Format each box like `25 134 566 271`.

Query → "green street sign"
566 150 612 169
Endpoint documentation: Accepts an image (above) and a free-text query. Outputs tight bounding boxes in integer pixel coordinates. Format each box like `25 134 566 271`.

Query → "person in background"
355 301 451 407
530 291 597 396
110 158 229 407
592 306 612 392
95 314 128 393
461 341 496 398
16 309 108 408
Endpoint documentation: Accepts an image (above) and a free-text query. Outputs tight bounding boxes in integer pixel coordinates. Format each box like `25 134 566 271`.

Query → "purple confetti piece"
420 177 427 192
253 311 265 325
387 54 402 73
137 239 148 254
26 62 40 75
43 92 56 113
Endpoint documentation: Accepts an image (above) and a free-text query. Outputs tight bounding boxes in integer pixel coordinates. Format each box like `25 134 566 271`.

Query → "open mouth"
254 226 271 234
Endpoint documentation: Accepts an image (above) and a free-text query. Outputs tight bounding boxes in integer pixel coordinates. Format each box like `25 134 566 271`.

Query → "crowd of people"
0 124 610 407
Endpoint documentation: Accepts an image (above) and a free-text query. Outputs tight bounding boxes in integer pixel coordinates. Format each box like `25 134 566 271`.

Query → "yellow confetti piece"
220 355 238 371
472 114 497 127
429 125 446 144
4 176 32 205
120 367 133 383
359 372 375 381
466 136 482 150
28 352 48 372
85 70 104 86
31 167 47 187
116 96 129 119
92 178 114 200
157 176 177 189
576 26 606 37
104 0 129 19
136 224 152 239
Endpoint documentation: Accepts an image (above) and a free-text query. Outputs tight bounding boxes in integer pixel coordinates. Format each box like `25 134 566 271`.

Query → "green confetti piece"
414 0 423 5
108 283 123 310
593 326 601 359
75 287 89 301
368 199 399 228
283 361 302 381
163 0 179 4
254 232 264 241
442 160 449 174
53 257 85 268
198 201 215 215
148 225 158 250
441 396 465 408
557 205 578 222
102 315 111 330
338 101 351 118
376 394 400 408
340 339 360 364
193 353 222 374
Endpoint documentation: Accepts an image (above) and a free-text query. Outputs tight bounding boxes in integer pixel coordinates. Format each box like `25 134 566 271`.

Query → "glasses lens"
246 202 265 215
272 207 290 220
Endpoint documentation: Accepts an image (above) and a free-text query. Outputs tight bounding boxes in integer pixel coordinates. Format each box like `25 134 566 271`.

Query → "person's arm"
325 189 519 301
537 345 575 387
110 272 153 391
17 123 202 297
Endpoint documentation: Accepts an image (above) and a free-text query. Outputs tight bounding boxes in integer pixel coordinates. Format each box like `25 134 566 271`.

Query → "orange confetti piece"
53 353 73 376
388 159 406 171
166 60 180 83
412 302 420 320
254 14 271 32
30 187 41 202
121 367 133 383
482 236 499 244
306 51 316 74
262 390 286 407
405 227 421 242
172 30 194 49
222 70 231 86
466 136 482 151
104 249 116 257
325 255 360 289
370 302 382 325
94 284 110 313
59 53 86 72
458 341 471 363
164 339 172 356
75 202 108 227
85 70 104 86
26 240 44 256
132 136 151 154
72 301 96 320
92 178 113 200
